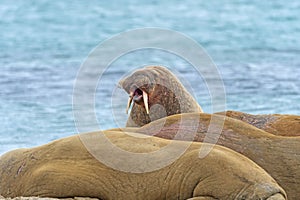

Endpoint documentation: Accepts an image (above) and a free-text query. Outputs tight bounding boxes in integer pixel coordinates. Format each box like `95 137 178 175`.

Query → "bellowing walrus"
119 66 202 127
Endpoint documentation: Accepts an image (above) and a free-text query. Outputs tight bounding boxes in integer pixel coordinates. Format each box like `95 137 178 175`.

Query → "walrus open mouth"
132 88 143 102
126 87 149 115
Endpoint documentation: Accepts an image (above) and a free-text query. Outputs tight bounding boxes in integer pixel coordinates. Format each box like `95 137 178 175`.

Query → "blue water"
0 0 299 155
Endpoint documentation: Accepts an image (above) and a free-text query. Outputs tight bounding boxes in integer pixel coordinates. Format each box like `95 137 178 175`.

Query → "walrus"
119 66 203 127
0 130 286 200
217 110 300 137
117 113 300 199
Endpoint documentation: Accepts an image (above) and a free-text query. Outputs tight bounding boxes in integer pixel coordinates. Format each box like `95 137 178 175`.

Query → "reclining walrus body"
0 131 286 200
122 113 299 199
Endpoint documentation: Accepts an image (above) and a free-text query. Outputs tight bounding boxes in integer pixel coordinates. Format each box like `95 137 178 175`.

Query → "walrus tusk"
143 90 149 114
126 92 134 114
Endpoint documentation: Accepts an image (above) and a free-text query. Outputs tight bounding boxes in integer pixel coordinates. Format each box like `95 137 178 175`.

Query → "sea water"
0 0 299 154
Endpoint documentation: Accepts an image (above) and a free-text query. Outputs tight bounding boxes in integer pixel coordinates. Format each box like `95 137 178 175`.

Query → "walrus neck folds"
119 66 203 127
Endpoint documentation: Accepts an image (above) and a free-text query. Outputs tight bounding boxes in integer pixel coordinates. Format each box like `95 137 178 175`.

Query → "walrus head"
119 66 203 127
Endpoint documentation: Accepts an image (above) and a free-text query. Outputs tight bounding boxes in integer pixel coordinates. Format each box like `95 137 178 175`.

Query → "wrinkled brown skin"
0 131 286 200
217 110 300 137
119 66 202 127
117 113 300 199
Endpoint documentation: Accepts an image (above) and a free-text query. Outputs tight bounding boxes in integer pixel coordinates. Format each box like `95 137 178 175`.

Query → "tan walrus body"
0 130 286 200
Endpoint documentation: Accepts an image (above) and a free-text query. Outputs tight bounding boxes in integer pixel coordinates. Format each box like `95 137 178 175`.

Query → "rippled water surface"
0 0 299 154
